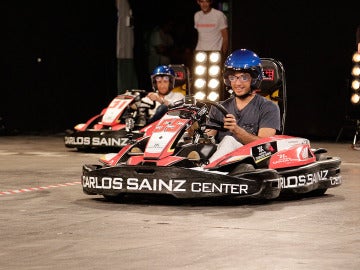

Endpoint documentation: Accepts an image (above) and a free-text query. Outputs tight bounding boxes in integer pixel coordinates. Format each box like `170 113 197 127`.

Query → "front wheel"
103 194 124 202
304 188 328 197
315 153 328 161
229 163 255 176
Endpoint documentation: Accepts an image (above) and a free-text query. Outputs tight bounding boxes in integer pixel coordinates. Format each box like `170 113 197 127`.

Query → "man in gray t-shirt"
208 94 280 143
206 49 280 145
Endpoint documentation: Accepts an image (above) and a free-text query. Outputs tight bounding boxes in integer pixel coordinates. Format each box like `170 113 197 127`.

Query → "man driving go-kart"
81 49 341 202
206 49 281 162
145 65 185 125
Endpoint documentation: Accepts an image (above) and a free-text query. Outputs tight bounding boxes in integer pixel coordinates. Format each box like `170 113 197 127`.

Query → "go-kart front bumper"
64 130 144 149
81 156 341 200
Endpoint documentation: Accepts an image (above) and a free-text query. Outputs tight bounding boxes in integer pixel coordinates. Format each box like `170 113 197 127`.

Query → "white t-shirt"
142 91 185 116
163 91 185 105
194 8 228 51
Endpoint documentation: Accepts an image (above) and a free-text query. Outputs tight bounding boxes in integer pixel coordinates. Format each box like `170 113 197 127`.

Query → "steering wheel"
133 89 156 109
169 98 229 131
202 101 229 131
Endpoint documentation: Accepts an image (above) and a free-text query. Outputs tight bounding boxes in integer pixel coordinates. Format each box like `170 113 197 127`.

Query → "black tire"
103 194 124 202
315 153 327 161
76 147 92 152
304 188 327 197
83 164 103 172
352 140 360 150
229 163 255 176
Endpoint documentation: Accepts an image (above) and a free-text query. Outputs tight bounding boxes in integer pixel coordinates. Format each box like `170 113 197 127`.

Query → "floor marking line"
0 181 81 196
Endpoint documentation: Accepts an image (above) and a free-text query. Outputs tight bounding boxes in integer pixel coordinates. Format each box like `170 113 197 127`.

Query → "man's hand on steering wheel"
223 114 237 132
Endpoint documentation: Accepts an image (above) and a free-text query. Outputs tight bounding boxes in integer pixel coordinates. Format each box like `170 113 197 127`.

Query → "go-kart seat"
169 64 191 96
259 58 287 134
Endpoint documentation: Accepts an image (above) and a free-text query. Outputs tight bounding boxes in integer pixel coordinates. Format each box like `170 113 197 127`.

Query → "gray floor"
0 135 359 270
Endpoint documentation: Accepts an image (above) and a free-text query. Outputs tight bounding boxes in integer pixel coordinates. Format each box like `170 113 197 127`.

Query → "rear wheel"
352 130 360 150
352 139 360 150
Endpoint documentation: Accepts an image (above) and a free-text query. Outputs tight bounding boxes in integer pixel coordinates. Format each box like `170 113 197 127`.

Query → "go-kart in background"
1 0 359 141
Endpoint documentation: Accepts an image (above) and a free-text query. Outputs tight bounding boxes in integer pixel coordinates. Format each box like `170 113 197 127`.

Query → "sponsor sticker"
65 136 129 146
280 169 333 188
252 141 277 163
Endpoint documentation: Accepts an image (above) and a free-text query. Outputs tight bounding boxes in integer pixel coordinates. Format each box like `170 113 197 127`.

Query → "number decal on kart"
155 118 187 132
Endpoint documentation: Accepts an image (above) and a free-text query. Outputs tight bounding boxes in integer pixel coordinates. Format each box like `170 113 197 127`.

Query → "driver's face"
156 77 170 95
230 72 252 96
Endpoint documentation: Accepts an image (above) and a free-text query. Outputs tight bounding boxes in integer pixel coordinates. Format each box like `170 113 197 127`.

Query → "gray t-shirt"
207 95 281 142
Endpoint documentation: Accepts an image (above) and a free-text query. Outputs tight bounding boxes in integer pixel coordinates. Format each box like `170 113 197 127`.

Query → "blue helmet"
223 49 263 89
151 65 176 91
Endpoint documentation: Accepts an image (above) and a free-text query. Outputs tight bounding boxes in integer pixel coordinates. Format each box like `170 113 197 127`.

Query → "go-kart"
64 89 156 151
64 64 190 152
81 97 342 202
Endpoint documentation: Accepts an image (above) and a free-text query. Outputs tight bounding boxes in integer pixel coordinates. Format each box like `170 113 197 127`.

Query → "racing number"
108 98 130 110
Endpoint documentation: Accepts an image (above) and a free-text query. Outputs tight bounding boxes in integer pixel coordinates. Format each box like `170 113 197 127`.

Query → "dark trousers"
147 104 168 124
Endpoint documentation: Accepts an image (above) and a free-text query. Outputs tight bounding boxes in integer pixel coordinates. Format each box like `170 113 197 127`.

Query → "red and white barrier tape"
0 181 81 196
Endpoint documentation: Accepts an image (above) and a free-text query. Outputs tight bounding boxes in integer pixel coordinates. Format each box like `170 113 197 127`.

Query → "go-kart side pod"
269 144 316 169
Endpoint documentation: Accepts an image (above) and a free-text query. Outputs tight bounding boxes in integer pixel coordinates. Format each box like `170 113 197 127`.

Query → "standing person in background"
147 18 175 74
194 0 229 57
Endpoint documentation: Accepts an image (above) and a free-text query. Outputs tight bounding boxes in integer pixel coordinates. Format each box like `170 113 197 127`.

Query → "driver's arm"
224 114 276 144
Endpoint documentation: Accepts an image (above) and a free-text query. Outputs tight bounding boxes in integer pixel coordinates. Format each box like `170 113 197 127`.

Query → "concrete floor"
0 135 359 270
